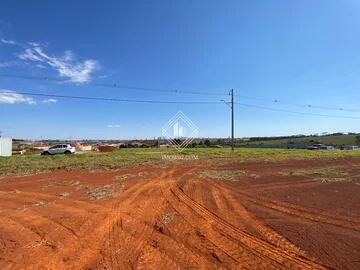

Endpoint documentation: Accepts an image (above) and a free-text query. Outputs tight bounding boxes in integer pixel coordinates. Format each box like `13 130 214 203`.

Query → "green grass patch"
281 167 349 178
195 169 247 181
240 134 359 147
1 148 360 176
281 166 353 183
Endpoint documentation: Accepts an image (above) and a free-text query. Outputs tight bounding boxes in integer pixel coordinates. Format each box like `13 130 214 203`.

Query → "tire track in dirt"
162 180 276 269
24 210 110 269
99 178 157 269
168 210 245 269
169 167 280 269
25 210 79 239
176 187 322 268
159 200 237 269
121 167 221 269
223 184 360 232
62 175 165 269
100 171 170 269
131 170 206 270
0 215 44 240
247 179 321 192
110 199 163 269
7 211 79 244
0 190 109 215
0 215 65 269
152 169 227 270
3 162 354 269
209 185 306 257
136 245 184 270
161 167 328 269
146 227 206 269
6 198 111 252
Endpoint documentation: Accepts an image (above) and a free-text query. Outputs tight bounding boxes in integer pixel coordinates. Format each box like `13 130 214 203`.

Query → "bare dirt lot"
0 158 359 269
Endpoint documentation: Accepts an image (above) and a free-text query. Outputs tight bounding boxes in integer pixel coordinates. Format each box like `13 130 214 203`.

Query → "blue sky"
1 0 360 139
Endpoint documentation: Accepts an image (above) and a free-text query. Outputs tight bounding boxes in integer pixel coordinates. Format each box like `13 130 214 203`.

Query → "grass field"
2 147 360 176
1 147 360 269
239 134 359 147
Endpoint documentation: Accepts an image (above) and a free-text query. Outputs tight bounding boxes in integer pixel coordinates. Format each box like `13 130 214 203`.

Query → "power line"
2 73 360 112
8 91 360 119
236 94 360 112
1 73 360 118
16 91 222 104
94 82 226 96
0 74 227 96
235 102 360 119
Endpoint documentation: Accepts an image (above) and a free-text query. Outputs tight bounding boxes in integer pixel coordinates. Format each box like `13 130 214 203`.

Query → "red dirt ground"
0 159 359 269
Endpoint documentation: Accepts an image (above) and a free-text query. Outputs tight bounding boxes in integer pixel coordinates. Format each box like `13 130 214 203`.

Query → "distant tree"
174 138 182 145
356 136 360 146
204 139 211 146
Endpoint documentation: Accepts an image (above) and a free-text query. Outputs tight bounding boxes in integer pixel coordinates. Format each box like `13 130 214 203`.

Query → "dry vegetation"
2 148 360 176
195 169 247 181
87 181 125 200
280 166 357 183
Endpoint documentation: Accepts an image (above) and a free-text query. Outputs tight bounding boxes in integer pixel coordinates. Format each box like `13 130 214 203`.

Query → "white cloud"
27 41 41 47
42 98 57 104
107 124 121 128
0 38 16 45
18 44 99 83
0 60 21 68
0 90 36 105
35 63 46 69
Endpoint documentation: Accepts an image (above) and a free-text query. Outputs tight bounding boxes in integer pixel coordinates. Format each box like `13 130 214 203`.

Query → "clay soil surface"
0 159 360 269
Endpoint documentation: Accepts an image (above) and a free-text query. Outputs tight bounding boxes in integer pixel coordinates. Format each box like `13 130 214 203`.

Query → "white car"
41 144 76 155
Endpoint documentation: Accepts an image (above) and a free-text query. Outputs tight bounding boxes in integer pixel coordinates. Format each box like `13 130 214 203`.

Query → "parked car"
307 144 334 150
41 144 76 155
307 144 323 150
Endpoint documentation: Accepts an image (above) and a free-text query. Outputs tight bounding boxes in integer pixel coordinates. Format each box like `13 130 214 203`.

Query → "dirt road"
0 160 359 269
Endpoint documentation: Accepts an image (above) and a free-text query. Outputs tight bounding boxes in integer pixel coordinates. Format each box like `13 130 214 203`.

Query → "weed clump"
196 170 247 181
87 182 124 200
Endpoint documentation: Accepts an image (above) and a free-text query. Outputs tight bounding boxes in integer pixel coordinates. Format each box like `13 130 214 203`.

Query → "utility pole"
230 89 234 151
221 90 235 151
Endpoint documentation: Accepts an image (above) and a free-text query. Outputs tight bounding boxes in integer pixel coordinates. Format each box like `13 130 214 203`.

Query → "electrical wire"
0 74 227 96
2 73 359 111
3 90 359 119
15 91 222 104
1 73 360 117
235 95 360 112
235 102 360 119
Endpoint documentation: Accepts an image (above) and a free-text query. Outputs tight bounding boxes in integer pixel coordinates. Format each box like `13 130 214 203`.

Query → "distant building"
0 137 12 157
79 145 92 151
159 144 170 148
98 145 116 152
344 146 359 150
